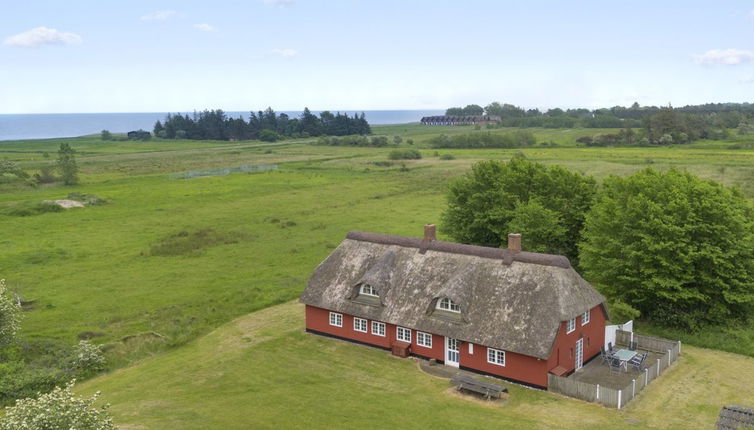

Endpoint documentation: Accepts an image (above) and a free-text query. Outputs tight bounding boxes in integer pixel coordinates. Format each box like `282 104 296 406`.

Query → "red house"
299 226 607 389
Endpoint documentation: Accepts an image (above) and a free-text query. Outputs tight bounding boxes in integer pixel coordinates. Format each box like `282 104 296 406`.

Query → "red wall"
305 305 444 361
546 304 607 374
305 304 607 388
459 341 549 387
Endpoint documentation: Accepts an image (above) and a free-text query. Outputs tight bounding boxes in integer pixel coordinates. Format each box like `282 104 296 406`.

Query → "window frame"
353 317 368 333
581 309 590 326
416 331 432 348
359 284 378 297
436 297 461 313
396 326 412 343
371 321 385 337
566 317 576 333
329 312 343 327
487 347 506 366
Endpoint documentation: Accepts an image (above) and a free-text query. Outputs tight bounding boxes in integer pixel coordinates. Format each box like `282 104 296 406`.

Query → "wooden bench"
451 373 506 400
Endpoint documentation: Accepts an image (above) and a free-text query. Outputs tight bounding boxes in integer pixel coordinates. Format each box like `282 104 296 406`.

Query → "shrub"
388 149 422 160
1 202 63 217
428 131 536 149
259 129 281 142
0 280 21 347
606 299 641 325
69 341 106 375
34 166 57 184
0 380 115 430
439 153 455 160
0 161 28 180
100 130 112 141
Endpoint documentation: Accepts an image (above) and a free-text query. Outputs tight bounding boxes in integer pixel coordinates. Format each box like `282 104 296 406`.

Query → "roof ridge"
345 231 571 269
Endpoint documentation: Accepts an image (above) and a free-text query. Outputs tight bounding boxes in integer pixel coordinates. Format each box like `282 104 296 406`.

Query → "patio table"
612 349 637 371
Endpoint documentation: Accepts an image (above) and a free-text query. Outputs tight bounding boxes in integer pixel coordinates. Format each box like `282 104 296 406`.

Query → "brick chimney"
423 224 437 242
507 233 522 252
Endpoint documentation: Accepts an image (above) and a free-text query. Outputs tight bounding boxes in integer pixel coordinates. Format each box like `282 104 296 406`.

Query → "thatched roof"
717 405 754 430
300 231 606 360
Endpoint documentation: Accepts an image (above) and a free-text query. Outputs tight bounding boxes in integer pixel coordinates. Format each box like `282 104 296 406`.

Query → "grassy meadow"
3 124 754 427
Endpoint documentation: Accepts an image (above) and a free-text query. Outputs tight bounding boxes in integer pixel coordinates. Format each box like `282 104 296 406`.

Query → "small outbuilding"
300 225 607 388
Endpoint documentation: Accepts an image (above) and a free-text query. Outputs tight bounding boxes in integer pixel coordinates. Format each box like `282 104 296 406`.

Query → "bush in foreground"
0 380 115 430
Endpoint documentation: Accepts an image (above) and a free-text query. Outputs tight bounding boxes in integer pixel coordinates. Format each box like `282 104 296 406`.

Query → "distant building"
300 225 607 389
420 115 501 126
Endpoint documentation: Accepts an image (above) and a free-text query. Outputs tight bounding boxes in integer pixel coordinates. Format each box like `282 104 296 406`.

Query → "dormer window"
436 298 461 313
360 284 378 297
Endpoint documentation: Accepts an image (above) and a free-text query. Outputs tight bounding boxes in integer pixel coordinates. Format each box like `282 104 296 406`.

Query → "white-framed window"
371 321 385 337
417 332 432 348
396 326 411 343
469 343 474 355
359 284 378 297
487 348 506 366
353 317 368 333
566 317 576 333
329 312 342 327
581 309 590 326
436 297 461 313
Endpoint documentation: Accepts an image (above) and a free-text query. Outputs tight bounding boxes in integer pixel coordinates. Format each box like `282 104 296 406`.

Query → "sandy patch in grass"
45 199 85 208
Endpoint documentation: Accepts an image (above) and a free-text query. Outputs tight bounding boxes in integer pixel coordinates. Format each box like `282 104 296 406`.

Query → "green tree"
507 200 568 254
579 168 754 329
57 143 78 185
100 130 112 141
441 158 596 264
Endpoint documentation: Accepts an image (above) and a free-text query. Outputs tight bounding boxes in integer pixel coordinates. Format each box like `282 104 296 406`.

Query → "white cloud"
694 48 754 65
272 48 297 57
194 23 215 32
141 10 177 21
264 0 297 6
3 26 82 48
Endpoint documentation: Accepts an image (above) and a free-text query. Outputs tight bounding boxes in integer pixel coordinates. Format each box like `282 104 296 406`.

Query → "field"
3 124 754 427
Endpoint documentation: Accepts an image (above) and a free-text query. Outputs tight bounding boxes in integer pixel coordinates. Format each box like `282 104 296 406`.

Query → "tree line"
154 108 371 142
442 157 754 330
445 102 754 144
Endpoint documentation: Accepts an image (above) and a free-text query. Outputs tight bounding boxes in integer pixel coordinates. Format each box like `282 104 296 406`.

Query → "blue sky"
1 0 753 113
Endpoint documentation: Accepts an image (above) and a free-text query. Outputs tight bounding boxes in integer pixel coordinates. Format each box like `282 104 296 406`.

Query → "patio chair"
608 357 624 375
630 352 648 371
600 346 611 364
629 340 638 351
607 341 614 353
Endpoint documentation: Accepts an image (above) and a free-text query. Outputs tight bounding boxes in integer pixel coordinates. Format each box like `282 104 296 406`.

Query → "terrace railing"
548 333 681 408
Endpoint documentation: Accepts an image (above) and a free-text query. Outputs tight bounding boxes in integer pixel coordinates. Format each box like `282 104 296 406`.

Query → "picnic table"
451 373 506 400
612 349 637 371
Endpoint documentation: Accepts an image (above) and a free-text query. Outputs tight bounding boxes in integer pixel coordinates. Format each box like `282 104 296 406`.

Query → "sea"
0 110 445 141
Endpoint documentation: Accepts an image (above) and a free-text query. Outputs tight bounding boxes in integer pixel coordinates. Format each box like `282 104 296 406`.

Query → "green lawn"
79 301 754 430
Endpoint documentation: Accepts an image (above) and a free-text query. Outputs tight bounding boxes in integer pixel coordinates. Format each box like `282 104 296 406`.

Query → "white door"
446 337 460 367
575 338 584 371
